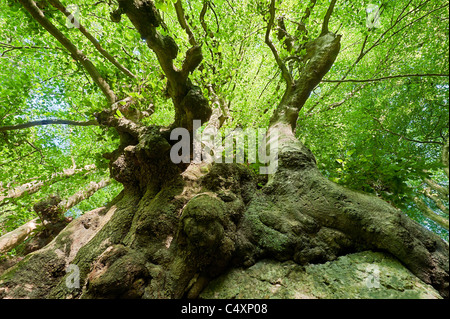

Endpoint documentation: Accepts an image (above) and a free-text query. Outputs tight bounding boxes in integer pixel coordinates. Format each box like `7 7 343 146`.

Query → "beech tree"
0 0 448 298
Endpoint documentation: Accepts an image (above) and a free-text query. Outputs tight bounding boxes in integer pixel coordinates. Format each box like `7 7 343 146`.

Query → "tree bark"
1 132 447 298
0 179 111 255
1 0 447 300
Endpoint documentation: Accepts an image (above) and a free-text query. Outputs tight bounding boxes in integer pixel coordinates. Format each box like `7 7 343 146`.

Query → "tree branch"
47 0 136 79
414 196 449 230
0 218 40 255
443 138 449 178
372 117 444 146
199 1 210 37
60 179 111 211
301 0 317 24
0 178 110 254
113 0 211 130
424 178 449 197
265 0 293 87
423 188 449 215
322 73 449 83
320 0 337 36
308 1 438 115
0 119 98 132
18 0 117 104
0 42 64 57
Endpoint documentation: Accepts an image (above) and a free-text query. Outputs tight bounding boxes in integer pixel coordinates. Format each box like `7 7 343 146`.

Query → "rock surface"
200 251 442 299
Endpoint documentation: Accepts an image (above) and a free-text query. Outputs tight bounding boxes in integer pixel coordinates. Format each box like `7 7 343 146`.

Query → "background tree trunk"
0 0 447 300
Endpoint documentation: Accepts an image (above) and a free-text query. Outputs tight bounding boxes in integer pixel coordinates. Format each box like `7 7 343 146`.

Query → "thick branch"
115 0 211 130
424 178 449 197
301 0 317 24
320 0 337 36
0 119 98 132
423 188 449 215
199 1 209 36
18 0 117 104
265 0 293 87
47 0 136 79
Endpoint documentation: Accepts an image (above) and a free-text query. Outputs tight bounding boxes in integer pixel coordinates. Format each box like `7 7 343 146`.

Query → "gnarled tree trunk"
0 0 447 299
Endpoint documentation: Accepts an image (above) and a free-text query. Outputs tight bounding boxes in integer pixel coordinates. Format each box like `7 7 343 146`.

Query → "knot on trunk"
85 245 148 298
178 86 212 130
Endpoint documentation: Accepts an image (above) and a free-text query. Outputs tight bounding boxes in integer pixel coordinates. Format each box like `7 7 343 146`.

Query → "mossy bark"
0 123 448 299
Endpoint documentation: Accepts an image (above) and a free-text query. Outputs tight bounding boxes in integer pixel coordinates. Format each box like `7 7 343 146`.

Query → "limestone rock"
200 251 442 299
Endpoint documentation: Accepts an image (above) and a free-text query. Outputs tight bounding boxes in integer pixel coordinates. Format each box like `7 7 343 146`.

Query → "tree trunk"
0 121 448 298
1 0 447 300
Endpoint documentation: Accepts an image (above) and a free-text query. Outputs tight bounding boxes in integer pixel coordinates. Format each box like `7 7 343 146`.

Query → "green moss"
200 251 442 299
241 196 292 259
0 249 66 298
181 194 227 251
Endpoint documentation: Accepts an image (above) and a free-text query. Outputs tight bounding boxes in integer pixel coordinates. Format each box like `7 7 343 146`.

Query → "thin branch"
18 0 117 104
259 69 280 99
0 151 38 168
174 0 198 46
60 179 111 211
423 188 449 214
47 0 136 79
414 196 449 230
0 42 64 57
0 119 98 132
308 1 438 114
265 0 293 87
322 73 449 83
369 2 448 52
200 1 210 37
224 0 236 14
0 164 96 204
301 0 317 24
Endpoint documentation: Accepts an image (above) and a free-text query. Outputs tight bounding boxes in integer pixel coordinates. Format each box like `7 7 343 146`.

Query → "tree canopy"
0 0 448 255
